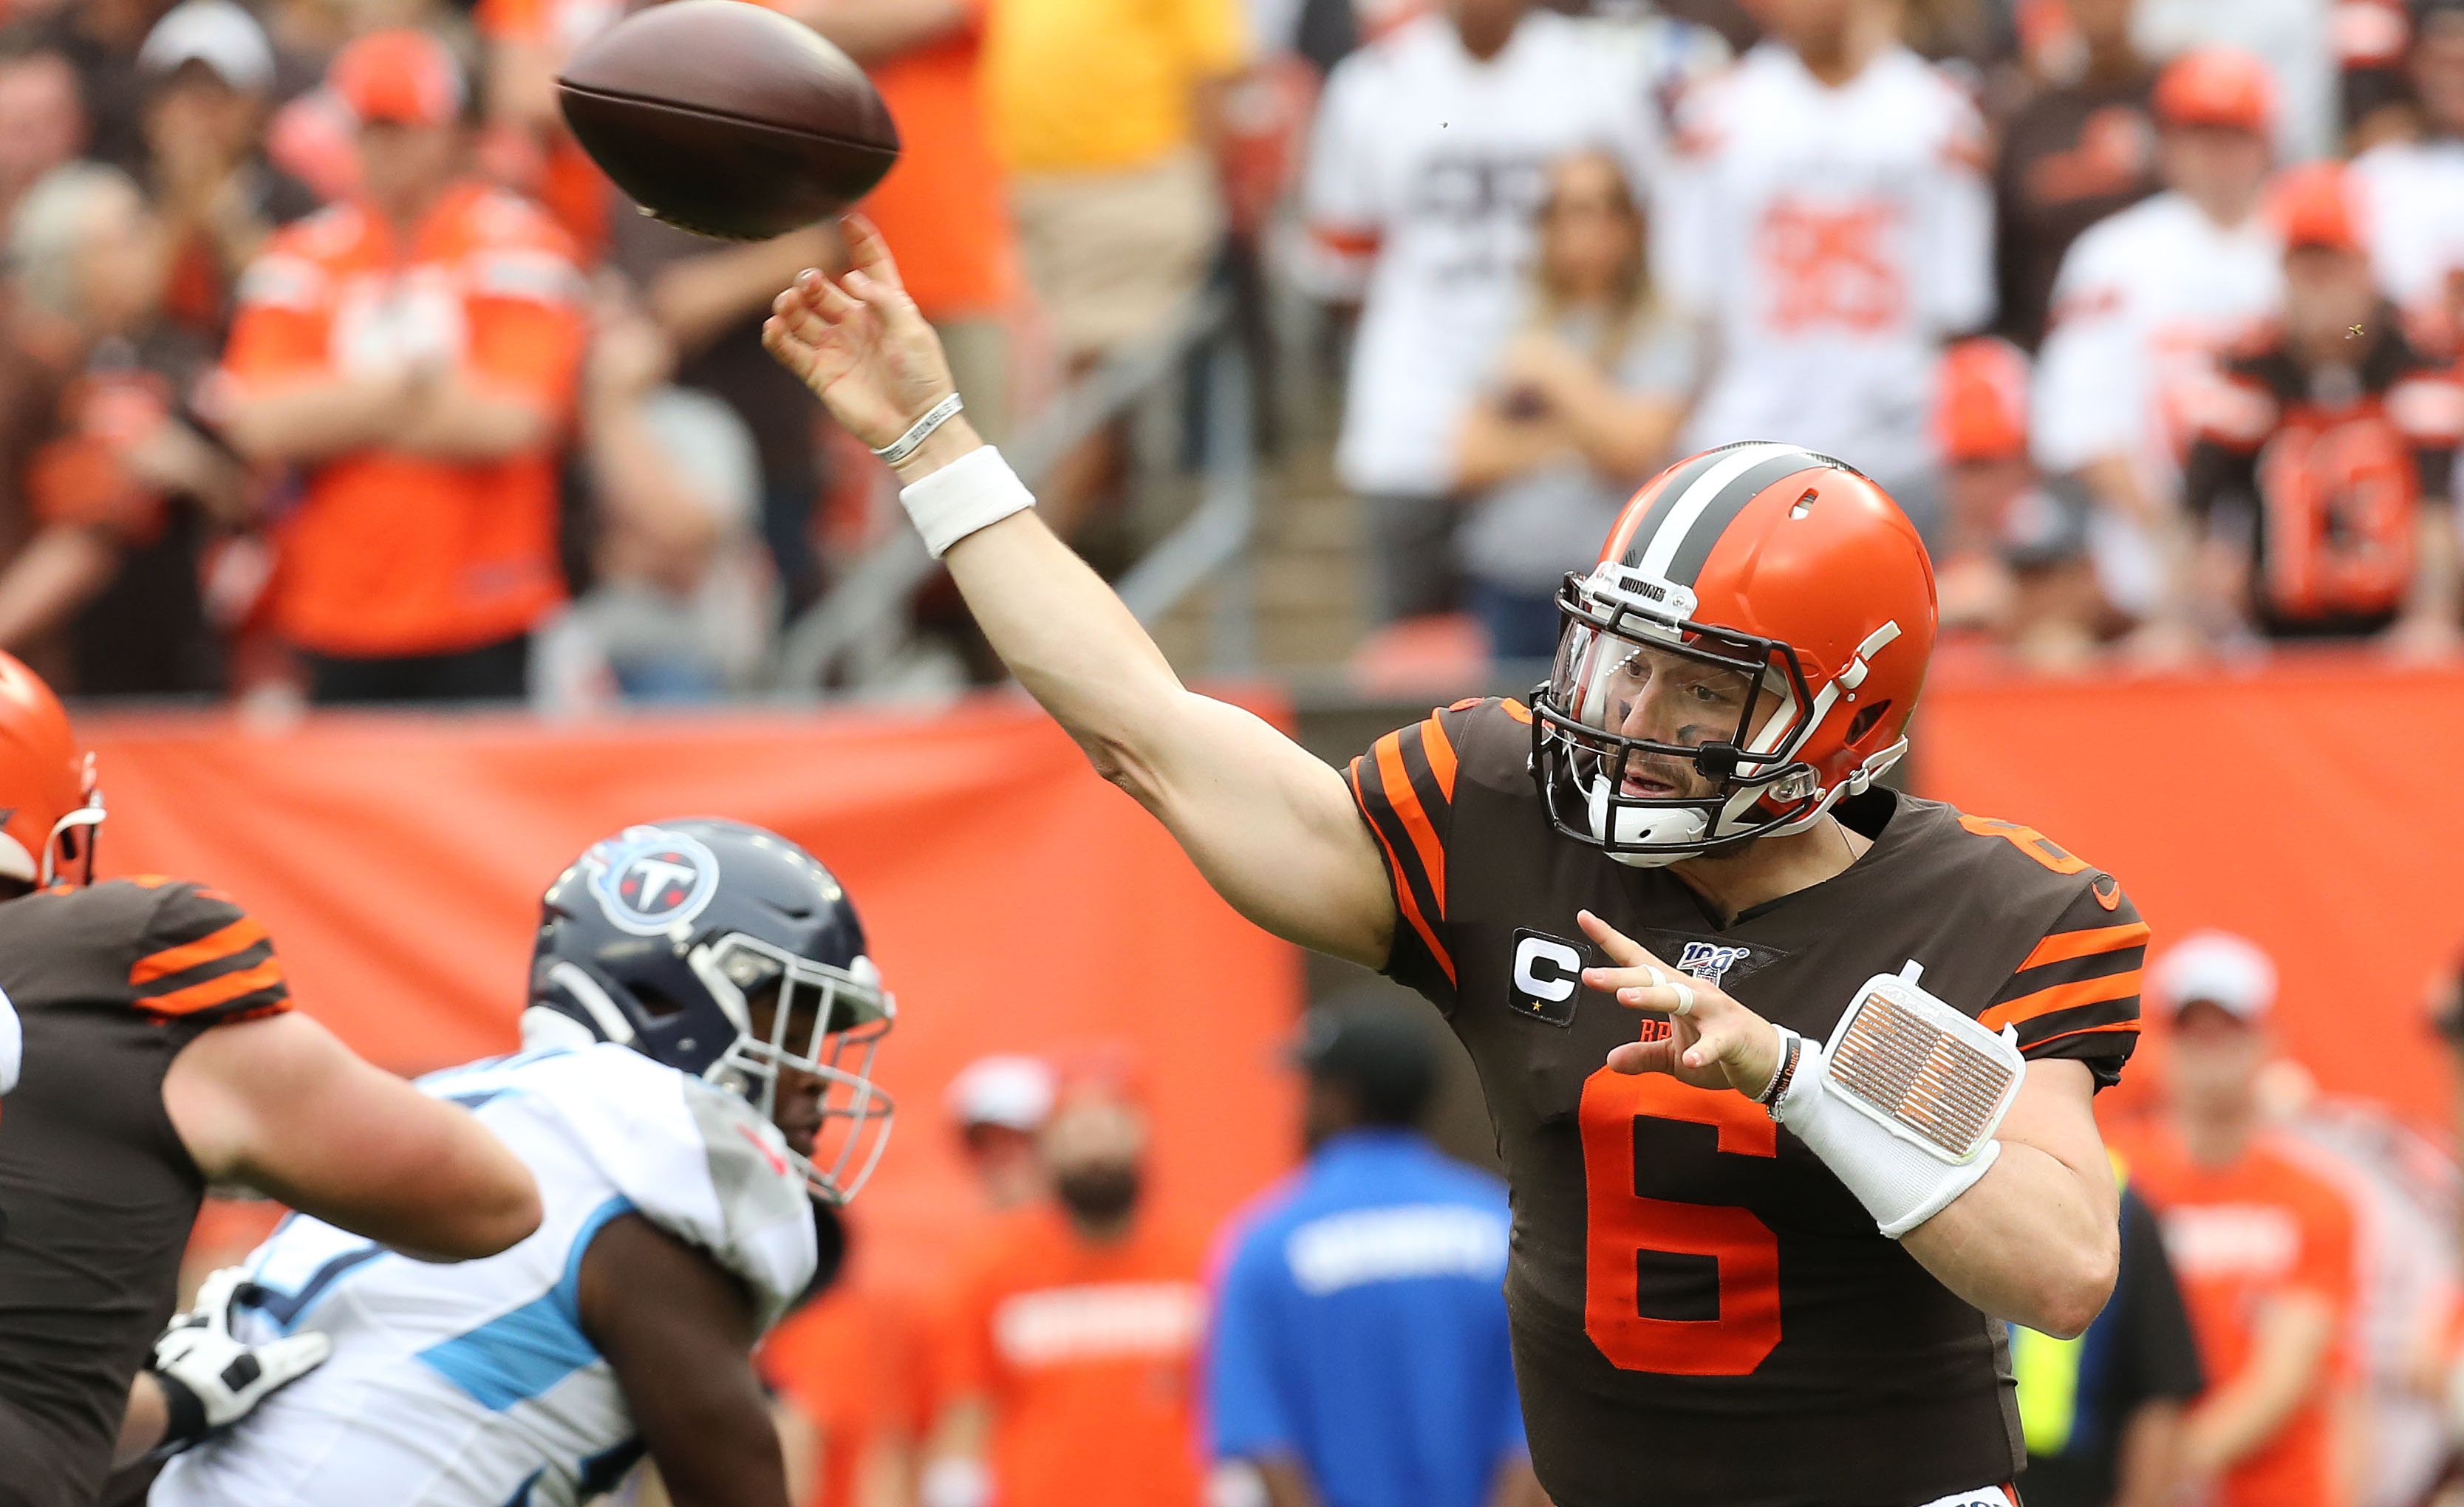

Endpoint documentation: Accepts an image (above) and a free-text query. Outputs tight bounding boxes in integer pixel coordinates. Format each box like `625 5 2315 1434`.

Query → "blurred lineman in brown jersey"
0 652 541 1507
766 217 2146 1507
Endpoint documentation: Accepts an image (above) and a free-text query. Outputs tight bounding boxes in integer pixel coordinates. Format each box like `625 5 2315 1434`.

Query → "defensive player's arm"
164 1011 540 1261
579 1212 792 1507
765 219 1396 968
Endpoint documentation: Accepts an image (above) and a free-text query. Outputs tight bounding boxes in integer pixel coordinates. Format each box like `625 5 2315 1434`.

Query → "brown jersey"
1349 697 2144 1507
0 877 291 1506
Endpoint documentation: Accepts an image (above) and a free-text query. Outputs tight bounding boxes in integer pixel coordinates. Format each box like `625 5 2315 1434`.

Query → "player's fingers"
840 213 907 290
840 267 921 325
1575 909 1673 976
1605 1036 1682 1076
791 267 861 324
761 318 816 375
770 287 836 346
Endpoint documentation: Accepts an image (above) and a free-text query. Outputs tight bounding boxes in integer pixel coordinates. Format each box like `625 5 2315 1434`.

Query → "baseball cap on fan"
2267 161 2367 254
2150 930 2279 1024
945 1054 1056 1132
138 0 276 95
2153 47 2279 134
327 28 465 128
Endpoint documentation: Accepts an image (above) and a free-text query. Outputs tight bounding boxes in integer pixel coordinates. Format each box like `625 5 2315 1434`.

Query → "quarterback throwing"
765 219 2143 1507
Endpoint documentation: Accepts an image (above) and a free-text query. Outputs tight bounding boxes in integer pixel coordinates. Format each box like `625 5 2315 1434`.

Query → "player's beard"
1053 1161 1142 1224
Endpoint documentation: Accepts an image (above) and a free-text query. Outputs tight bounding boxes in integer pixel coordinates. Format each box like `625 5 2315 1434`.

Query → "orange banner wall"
80 697 1303 1295
1914 655 2464 1128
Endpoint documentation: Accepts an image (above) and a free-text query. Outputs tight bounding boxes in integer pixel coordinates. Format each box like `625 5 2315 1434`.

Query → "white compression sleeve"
897 445 1036 558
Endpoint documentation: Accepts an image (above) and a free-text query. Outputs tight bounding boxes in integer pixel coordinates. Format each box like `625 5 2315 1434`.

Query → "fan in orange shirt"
2116 932 2360 1507
212 29 586 704
921 1056 1208 1507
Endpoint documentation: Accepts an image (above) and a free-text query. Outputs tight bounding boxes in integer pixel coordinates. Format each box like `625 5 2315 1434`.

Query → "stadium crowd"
7 2 2464 1507
0 0 2460 708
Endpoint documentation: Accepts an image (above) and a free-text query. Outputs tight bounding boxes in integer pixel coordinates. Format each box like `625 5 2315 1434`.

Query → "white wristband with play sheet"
1770 963 2026 1239
897 443 1035 558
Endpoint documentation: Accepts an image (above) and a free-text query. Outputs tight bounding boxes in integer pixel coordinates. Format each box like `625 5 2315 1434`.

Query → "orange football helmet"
0 652 101 887
1531 442 1938 867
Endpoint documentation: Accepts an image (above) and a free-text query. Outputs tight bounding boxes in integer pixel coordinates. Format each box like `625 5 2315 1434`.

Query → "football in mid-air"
557 0 900 242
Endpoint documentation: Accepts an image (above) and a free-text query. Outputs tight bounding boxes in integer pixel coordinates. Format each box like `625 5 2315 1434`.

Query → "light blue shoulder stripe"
416 1195 633 1411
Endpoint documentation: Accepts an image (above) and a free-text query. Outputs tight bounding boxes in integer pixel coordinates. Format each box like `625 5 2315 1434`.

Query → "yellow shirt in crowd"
984 0 1250 174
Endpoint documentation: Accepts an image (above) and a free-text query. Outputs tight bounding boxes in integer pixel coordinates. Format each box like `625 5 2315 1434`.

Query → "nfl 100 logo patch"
1675 941 1753 989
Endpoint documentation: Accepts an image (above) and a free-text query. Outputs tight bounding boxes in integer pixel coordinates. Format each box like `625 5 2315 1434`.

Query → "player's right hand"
1577 909 1784 1098
148 1265 332 1454
764 215 965 466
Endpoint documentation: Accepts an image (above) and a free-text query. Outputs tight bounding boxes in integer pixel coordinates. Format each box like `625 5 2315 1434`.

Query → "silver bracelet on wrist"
872 393 964 465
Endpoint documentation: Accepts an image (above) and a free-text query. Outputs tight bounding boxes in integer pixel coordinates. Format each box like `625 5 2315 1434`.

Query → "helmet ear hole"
631 983 692 1020
1846 700 1892 746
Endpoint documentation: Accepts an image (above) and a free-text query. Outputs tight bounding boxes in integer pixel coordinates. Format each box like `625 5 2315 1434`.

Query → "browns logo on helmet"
1530 440 1938 866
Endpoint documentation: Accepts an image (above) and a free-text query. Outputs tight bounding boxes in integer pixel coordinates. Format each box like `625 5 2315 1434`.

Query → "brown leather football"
557 0 900 242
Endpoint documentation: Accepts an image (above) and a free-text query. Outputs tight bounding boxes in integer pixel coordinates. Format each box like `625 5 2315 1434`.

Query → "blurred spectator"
1304 0 1656 623
137 1 321 335
2351 0 2464 321
802 0 1020 442
946 1053 1057 1214
475 0 843 615
0 163 245 696
1991 0 2160 352
5 0 171 174
2178 162 2464 654
2030 47 2282 632
0 45 82 225
986 0 1246 366
1207 999 1535 1507
536 287 778 705
1933 335 2111 668
2010 1177 2205 1507
1451 148 1691 660
2337 0 2418 148
2133 0 2332 161
2120 933 2359 1507
924 1065 1207 1507
1657 0 1992 541
213 28 587 705
983 0 1250 544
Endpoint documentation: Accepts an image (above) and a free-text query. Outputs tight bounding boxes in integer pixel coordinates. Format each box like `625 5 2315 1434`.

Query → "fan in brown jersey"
2177 160 2464 650
765 220 2143 1507
0 652 542 1507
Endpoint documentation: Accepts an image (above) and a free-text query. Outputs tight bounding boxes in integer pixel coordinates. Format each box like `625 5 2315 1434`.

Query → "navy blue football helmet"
526 818 895 1203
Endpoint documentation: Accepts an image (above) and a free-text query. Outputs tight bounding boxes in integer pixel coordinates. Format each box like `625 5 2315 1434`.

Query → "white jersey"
2352 138 2464 313
1659 43 1993 487
2030 191 2282 480
153 1043 817 1507
1304 10 1659 496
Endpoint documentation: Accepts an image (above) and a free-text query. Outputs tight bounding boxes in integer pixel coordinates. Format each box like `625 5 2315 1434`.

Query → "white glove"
147 1266 332 1456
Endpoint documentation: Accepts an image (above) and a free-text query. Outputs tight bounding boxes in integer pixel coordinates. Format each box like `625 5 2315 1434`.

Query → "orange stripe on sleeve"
1421 714 1458 802
1376 734 1447 919
2024 1019 2143 1051
141 959 287 1016
2018 922 2151 972
1499 700 1532 725
1348 762 1455 988
132 916 269 985
1979 969 2143 1034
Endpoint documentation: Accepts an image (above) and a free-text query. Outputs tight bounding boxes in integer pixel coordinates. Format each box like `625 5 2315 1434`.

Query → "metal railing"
770 290 1255 695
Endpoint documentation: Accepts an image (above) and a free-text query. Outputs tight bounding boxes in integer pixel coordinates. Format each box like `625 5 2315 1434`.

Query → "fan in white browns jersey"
1303 0 1661 615
2029 47 2284 615
149 819 895 1507
1654 0 1993 533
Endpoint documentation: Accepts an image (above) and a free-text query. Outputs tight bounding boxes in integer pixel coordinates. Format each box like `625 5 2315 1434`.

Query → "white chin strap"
1586 776 1708 869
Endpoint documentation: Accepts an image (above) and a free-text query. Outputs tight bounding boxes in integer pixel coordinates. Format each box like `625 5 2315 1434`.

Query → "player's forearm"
110 1373 171 1469
1899 1138 2118 1337
796 0 968 64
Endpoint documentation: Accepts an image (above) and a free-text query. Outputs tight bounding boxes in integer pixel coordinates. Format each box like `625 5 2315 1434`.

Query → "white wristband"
1772 1031 2001 1238
898 444 1036 558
